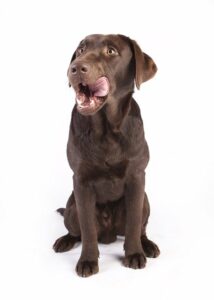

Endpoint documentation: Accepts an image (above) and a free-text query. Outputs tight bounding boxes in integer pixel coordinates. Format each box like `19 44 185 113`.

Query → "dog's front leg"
74 177 99 277
123 172 147 269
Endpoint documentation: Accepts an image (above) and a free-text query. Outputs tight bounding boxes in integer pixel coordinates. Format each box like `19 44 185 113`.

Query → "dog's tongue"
89 77 109 97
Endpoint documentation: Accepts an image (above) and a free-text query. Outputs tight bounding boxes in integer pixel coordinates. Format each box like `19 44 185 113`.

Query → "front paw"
76 260 99 277
123 253 147 269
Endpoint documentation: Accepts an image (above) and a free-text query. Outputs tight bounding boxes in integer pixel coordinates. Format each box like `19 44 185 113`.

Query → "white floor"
1 181 214 299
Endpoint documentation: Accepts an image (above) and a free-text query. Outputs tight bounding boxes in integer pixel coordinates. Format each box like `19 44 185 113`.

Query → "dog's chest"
85 135 129 176
90 159 128 203
90 130 129 163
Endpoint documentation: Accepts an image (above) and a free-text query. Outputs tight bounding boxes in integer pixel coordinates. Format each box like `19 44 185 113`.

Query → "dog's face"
67 34 157 115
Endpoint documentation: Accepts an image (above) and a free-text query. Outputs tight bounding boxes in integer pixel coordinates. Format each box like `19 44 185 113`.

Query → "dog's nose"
70 63 90 75
80 64 89 73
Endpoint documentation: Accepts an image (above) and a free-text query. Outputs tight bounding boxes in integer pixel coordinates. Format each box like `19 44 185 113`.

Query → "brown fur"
53 34 160 277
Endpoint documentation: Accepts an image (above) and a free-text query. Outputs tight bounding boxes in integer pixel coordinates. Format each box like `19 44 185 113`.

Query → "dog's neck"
91 92 133 135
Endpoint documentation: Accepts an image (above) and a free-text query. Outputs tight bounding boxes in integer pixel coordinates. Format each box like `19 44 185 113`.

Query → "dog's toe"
53 234 78 252
123 253 146 269
76 260 99 277
141 236 160 258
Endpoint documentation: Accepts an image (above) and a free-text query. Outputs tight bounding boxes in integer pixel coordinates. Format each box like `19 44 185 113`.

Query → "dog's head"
67 34 157 115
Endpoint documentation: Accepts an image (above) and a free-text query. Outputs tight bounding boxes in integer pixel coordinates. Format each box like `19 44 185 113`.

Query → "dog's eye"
107 47 118 56
77 47 85 55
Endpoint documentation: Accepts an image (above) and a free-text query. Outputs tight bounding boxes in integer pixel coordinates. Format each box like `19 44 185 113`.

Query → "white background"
0 0 214 299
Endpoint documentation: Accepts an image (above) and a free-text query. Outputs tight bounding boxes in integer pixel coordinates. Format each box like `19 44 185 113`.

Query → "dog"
53 34 160 277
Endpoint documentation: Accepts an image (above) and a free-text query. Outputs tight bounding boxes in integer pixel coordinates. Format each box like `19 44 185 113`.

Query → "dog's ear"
70 51 76 63
67 51 76 87
131 39 157 89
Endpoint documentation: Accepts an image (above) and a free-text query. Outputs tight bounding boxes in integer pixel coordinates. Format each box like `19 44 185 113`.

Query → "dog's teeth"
89 98 95 106
76 98 83 105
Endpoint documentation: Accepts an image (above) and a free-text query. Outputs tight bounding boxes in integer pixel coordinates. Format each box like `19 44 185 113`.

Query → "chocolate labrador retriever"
53 34 160 277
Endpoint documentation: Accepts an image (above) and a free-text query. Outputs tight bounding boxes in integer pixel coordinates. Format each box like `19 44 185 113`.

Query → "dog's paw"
53 234 77 252
76 260 99 277
123 253 146 269
141 237 160 258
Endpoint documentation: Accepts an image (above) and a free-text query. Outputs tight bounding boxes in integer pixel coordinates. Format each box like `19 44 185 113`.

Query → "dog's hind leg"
53 192 81 252
53 233 81 252
141 235 160 258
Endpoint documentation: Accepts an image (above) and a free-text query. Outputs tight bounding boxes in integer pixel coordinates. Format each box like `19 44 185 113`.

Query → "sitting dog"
53 34 160 277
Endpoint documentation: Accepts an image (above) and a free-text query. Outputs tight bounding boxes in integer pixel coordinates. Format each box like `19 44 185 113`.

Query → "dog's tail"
56 208 65 216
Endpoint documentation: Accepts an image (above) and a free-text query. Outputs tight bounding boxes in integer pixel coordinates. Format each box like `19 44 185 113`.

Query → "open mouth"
75 77 109 115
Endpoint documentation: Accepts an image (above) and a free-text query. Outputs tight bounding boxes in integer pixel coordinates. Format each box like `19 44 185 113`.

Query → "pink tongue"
89 77 109 97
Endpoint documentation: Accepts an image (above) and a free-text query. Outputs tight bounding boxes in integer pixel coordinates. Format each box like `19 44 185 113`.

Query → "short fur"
53 34 160 277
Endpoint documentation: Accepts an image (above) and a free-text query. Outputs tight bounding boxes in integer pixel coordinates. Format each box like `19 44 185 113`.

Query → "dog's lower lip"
76 94 105 113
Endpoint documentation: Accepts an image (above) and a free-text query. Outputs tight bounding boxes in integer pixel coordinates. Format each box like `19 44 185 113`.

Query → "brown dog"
53 34 160 277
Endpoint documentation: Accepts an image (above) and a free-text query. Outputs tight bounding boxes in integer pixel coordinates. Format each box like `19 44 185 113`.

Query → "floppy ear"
70 51 76 63
67 51 76 87
131 40 157 89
